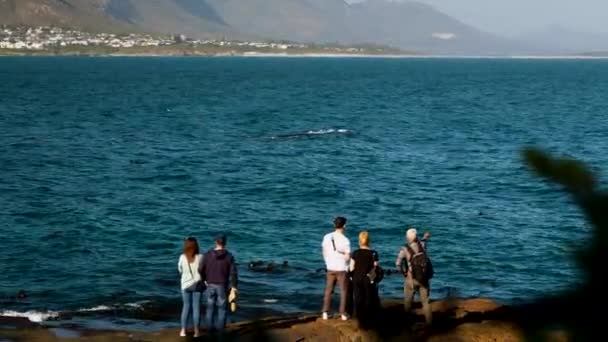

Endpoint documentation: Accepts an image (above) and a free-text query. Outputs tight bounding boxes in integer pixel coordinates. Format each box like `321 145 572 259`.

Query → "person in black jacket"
201 234 238 332
350 231 380 330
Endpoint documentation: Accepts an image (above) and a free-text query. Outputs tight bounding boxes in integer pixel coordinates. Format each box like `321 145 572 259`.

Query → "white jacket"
322 232 351 272
178 254 203 290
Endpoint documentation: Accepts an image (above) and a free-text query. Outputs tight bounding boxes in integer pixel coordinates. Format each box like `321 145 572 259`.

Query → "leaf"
523 147 596 195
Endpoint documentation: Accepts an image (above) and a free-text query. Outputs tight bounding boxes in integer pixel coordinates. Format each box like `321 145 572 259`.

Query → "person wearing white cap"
395 227 433 324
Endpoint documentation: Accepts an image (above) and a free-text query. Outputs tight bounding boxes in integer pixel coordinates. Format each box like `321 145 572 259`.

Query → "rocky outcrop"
0 298 570 341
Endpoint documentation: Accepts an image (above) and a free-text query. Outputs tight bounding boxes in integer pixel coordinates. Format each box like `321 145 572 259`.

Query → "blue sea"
1 57 607 329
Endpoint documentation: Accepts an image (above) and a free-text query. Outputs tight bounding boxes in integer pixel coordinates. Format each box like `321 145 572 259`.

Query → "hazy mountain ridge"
516 25 608 54
0 0 132 32
344 0 513 54
0 0 529 54
204 0 334 42
0 0 233 38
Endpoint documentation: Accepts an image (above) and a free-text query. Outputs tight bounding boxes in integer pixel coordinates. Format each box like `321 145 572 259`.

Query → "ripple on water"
1 57 605 324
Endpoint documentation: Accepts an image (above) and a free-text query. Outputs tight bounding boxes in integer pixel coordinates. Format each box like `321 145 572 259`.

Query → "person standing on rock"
321 216 352 321
350 231 381 330
396 228 433 325
178 237 204 338
201 234 238 334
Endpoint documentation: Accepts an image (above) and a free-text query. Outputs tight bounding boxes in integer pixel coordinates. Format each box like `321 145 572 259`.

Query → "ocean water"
1 57 608 328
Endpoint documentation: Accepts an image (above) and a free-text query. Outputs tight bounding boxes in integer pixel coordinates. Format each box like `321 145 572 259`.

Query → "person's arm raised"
420 232 431 251
423 231 431 241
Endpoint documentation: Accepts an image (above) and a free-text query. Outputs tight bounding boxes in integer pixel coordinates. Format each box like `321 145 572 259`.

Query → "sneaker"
341 314 349 321
179 329 186 337
322 312 329 320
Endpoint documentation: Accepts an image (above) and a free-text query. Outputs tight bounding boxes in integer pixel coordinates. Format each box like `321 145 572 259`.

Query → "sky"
346 0 608 36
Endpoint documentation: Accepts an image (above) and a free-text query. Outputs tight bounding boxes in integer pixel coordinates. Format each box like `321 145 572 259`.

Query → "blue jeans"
205 284 227 331
181 290 202 330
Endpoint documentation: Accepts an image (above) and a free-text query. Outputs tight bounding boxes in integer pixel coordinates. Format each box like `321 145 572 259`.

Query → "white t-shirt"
322 231 351 272
178 254 202 290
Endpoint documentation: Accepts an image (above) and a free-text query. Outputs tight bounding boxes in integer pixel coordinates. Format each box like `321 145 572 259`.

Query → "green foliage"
523 148 596 196
522 147 608 341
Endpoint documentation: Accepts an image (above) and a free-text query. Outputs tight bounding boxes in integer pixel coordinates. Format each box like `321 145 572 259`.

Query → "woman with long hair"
350 231 381 330
178 237 204 337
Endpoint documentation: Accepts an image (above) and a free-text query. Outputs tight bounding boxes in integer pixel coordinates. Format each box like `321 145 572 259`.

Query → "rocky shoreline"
0 298 570 341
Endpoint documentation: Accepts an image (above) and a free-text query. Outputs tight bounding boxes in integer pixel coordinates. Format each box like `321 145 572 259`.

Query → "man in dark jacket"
201 234 238 332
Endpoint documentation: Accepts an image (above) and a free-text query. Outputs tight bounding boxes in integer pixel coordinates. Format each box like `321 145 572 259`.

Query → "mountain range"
0 0 533 54
515 25 608 54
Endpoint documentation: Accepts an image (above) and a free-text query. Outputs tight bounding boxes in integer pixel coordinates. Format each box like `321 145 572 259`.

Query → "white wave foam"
0 310 60 323
77 305 112 312
124 300 150 309
269 128 352 139
306 129 351 135
0 300 152 323
263 299 278 303
77 300 149 312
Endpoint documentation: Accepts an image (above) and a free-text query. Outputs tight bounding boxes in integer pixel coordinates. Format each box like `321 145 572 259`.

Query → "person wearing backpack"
395 228 433 325
350 231 382 330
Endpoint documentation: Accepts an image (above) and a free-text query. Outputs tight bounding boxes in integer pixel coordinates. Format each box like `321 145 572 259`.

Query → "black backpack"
405 242 434 285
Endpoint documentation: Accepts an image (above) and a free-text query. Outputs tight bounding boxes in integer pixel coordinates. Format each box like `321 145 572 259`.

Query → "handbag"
367 266 384 284
366 251 384 284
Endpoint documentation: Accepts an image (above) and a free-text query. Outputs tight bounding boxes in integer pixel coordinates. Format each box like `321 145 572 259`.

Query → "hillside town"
0 26 170 50
0 26 403 55
0 26 296 50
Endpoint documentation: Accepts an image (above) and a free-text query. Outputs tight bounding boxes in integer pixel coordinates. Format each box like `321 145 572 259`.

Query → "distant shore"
0 49 413 58
2 49 608 59
3 26 608 60
0 41 411 58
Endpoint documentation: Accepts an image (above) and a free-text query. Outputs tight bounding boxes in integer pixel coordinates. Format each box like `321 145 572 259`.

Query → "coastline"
0 49 414 58
0 298 569 341
2 50 608 59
